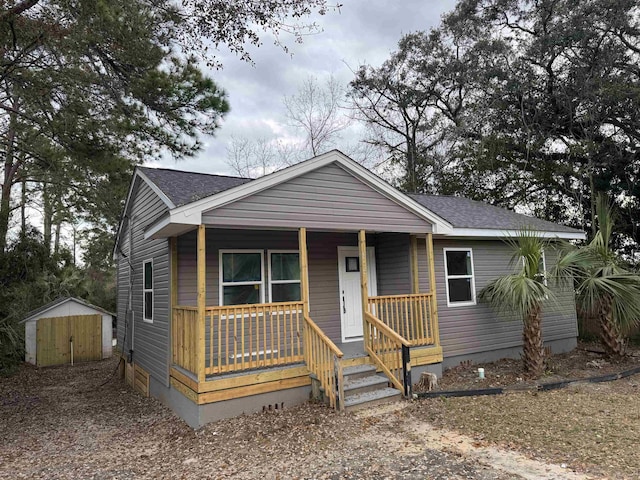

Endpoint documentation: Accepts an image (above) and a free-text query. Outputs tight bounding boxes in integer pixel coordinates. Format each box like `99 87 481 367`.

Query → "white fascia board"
144 215 172 239
446 228 586 240
166 150 453 234
112 168 176 258
332 158 453 234
136 169 176 209
168 150 346 220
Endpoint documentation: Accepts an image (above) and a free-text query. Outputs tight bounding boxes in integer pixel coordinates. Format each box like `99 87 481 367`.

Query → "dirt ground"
0 345 638 479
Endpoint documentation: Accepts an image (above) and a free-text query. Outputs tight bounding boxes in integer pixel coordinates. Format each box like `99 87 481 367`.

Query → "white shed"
21 297 114 366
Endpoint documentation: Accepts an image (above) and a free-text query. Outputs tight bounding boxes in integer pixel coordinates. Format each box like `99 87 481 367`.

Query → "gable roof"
411 195 583 236
116 150 585 243
21 297 114 323
138 167 251 207
143 150 455 238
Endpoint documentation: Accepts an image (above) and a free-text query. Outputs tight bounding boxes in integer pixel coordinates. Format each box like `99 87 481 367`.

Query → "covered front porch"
169 225 442 410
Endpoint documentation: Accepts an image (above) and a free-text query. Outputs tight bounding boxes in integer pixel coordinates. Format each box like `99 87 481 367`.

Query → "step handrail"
364 311 412 397
303 315 345 410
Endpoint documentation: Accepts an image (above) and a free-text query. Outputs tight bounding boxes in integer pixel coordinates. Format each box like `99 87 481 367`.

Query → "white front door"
338 246 377 342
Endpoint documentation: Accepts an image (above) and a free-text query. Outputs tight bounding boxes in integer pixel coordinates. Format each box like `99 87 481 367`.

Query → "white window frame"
443 248 476 307
143 258 153 323
219 249 265 306
522 250 547 286
267 250 302 303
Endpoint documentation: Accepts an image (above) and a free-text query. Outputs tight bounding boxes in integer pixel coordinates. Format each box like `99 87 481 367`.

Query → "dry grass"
412 344 640 478
2 345 639 479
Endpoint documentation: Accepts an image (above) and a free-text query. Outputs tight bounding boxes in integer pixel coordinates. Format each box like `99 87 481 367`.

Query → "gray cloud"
152 1 457 174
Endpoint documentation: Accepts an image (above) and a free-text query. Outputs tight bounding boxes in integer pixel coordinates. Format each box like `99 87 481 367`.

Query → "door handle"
342 290 346 314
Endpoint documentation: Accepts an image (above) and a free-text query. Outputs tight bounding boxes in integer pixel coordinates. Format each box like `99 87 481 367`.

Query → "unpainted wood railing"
303 315 345 410
172 302 305 376
172 307 199 375
204 301 305 375
364 311 412 397
368 293 435 346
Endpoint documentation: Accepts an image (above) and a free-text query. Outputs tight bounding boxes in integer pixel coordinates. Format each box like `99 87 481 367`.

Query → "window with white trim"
444 248 476 306
268 250 301 303
522 250 547 285
143 259 153 322
220 250 264 305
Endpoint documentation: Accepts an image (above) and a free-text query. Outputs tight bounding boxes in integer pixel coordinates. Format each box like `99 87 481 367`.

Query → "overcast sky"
151 0 457 175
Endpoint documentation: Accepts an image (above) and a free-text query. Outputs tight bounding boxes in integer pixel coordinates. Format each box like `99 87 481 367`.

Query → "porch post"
410 235 419 294
170 237 178 366
426 233 440 347
358 230 369 339
298 227 309 318
196 224 206 382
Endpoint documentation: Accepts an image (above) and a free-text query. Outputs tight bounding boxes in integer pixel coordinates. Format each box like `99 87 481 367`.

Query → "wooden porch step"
344 387 401 411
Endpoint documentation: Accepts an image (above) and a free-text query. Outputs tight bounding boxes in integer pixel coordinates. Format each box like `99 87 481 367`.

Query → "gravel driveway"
0 358 589 479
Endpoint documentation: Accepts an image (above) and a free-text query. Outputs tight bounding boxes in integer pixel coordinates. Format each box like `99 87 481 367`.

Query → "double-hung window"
444 248 476 306
220 250 265 305
143 259 153 322
268 251 301 303
522 250 547 285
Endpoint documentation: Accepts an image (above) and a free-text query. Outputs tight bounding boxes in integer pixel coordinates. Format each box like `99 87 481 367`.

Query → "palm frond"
479 273 553 319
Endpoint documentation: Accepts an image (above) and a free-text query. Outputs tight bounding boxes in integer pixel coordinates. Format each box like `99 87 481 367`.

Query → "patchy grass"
412 343 640 478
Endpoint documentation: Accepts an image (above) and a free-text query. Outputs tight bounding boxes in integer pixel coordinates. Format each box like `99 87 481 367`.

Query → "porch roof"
142 151 454 238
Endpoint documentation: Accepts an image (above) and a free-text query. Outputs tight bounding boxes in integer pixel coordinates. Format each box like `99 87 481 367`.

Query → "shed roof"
21 297 115 323
410 194 583 234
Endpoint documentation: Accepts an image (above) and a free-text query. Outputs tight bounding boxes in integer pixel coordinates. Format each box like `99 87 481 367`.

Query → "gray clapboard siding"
376 233 412 296
176 229 413 345
116 178 171 385
201 163 432 233
418 238 578 358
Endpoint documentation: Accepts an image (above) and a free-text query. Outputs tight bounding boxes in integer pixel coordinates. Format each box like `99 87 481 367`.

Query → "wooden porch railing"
172 307 199 374
364 311 412 397
205 301 305 375
303 315 345 410
172 302 305 376
368 293 436 346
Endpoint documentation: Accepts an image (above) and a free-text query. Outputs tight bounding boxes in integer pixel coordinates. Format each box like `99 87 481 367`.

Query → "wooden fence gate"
36 314 102 366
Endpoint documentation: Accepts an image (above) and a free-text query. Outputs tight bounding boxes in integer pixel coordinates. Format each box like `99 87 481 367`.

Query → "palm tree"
554 195 640 357
479 231 552 377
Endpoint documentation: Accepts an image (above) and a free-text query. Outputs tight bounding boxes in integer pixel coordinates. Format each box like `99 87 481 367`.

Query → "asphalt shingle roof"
139 167 251 207
137 166 581 234
410 194 582 233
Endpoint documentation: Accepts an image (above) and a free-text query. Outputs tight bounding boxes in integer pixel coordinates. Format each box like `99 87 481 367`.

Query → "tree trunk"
20 177 26 236
0 109 19 252
598 302 626 357
54 221 61 255
42 182 52 253
522 304 545 377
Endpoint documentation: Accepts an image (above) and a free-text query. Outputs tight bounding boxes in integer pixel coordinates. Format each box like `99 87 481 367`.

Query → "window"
220 250 264 305
444 248 476 306
522 250 547 285
143 259 153 322
269 251 301 302
345 256 359 272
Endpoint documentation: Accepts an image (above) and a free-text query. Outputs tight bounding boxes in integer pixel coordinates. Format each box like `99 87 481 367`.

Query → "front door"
338 246 377 342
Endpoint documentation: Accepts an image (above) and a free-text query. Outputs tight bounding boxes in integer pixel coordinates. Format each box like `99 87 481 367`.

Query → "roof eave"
443 227 586 240
151 150 453 236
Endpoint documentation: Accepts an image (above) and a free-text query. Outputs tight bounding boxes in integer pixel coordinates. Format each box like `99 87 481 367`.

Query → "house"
22 297 114 367
114 150 585 428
